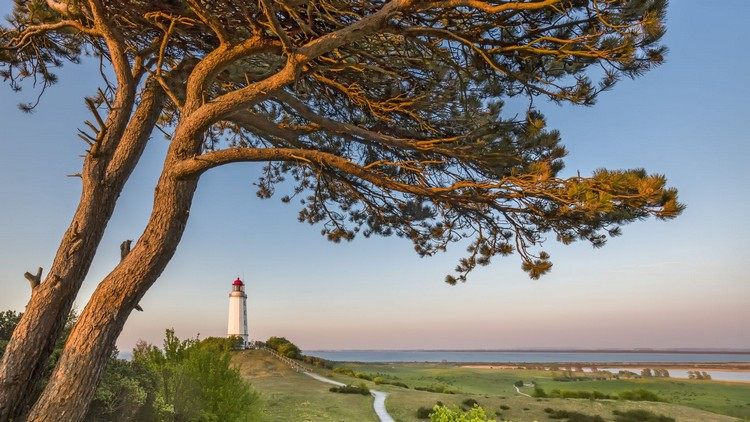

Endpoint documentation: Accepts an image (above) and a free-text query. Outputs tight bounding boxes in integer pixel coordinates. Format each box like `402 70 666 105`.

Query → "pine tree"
1 0 680 419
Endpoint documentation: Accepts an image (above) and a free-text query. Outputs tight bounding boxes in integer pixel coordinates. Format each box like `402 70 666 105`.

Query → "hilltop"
231 350 378 421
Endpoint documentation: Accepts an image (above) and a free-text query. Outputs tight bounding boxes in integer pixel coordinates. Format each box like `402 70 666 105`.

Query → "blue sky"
1 2 748 351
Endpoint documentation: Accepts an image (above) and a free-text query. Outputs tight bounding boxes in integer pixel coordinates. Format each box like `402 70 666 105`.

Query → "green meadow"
232 350 750 421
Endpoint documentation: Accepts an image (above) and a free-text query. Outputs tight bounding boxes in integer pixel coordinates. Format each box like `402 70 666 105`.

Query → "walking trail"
304 371 394 422
514 384 531 397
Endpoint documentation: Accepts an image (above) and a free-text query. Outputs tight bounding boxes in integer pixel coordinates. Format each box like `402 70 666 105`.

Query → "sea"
304 350 750 364
304 350 750 382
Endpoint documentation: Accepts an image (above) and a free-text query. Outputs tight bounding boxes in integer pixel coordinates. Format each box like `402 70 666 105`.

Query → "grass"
231 350 377 421
532 374 750 419
231 353 748 421
328 362 746 421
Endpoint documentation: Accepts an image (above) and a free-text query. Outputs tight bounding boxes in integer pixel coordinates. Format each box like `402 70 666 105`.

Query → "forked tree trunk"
26 153 200 421
0 85 164 420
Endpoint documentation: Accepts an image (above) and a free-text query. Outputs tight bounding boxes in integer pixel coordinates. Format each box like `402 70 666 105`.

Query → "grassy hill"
231 349 378 421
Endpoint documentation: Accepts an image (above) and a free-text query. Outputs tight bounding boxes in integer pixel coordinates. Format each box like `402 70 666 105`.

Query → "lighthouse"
227 277 249 348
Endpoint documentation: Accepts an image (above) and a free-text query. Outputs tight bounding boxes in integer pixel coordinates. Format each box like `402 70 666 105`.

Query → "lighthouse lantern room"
227 277 249 348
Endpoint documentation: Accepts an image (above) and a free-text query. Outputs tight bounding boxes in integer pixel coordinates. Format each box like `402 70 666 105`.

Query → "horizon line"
301 348 750 354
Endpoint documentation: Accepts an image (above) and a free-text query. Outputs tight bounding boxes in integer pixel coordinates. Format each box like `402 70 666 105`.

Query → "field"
232 351 750 421
231 350 378 421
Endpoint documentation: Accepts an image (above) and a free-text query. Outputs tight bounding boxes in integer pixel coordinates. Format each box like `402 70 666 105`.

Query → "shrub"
377 379 409 388
617 389 664 402
499 405 510 410
265 336 302 359
333 367 357 377
329 383 370 395
461 398 480 409
417 406 432 419
301 354 332 369
429 404 495 422
414 384 459 394
127 330 261 421
546 409 606 422
514 380 524 387
534 387 662 402
613 409 675 422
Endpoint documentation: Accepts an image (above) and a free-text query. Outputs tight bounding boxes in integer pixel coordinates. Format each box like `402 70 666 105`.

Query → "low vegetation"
329 383 371 395
2 310 260 421
429 404 495 422
612 409 675 422
333 366 410 388
88 330 260 421
264 336 332 368
533 387 664 402
414 384 460 394
543 408 605 422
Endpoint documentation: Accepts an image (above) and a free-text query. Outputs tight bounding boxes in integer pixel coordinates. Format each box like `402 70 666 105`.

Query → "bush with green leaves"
461 398 480 410
429 404 495 422
533 387 663 402
545 408 606 422
414 384 459 394
417 406 433 419
127 329 261 421
613 409 675 422
329 383 370 395
265 336 302 359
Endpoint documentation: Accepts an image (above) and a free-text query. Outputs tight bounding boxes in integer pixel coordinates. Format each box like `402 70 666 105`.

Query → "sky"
0 3 748 352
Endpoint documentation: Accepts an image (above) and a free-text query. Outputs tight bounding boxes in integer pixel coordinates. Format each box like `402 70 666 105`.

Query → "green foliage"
417 406 433 419
377 379 409 388
613 409 675 422
429 404 495 422
334 366 409 388
461 398 480 410
265 336 302 359
545 408 606 422
329 383 370 395
414 384 459 394
300 354 332 369
617 389 664 402
1 0 681 286
0 310 22 356
87 329 261 421
533 387 664 402
86 353 147 421
514 380 524 387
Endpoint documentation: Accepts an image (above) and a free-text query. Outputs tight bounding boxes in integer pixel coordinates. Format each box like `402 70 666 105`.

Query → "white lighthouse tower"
227 277 249 348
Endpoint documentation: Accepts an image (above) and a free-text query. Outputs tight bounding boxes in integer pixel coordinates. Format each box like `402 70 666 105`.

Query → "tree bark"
0 84 163 420
25 134 200 421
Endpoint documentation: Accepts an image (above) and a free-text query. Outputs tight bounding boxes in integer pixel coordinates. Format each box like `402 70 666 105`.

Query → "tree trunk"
25 152 200 421
0 84 163 420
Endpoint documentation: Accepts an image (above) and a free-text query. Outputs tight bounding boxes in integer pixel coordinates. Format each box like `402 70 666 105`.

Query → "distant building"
227 277 249 348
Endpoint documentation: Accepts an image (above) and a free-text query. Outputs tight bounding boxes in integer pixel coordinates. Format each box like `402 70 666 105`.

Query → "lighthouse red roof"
232 277 244 286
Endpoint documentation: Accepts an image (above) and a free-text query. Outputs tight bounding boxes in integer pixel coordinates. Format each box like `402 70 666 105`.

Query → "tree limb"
24 267 43 289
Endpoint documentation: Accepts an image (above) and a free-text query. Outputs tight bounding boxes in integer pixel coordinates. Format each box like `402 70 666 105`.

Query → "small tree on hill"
1 0 681 419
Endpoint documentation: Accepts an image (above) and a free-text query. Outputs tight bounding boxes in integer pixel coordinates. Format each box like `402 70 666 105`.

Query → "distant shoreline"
319 361 750 370
306 349 750 354
458 362 750 371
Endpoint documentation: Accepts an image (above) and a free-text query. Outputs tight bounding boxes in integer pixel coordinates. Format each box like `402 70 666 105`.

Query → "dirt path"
303 371 394 422
514 385 531 397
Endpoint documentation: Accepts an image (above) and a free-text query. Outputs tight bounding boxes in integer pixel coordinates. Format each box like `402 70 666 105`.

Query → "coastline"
458 362 750 371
